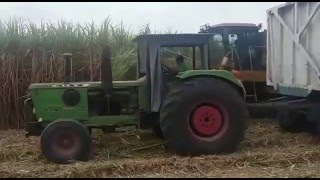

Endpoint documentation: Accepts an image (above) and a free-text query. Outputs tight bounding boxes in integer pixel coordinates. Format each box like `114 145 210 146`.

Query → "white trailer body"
267 2 320 97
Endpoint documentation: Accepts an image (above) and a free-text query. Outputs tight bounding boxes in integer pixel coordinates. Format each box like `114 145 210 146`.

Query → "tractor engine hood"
28 77 146 90
28 82 102 89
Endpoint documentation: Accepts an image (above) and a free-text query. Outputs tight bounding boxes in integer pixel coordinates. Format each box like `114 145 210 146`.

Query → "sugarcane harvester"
24 34 249 163
198 2 320 134
199 23 281 103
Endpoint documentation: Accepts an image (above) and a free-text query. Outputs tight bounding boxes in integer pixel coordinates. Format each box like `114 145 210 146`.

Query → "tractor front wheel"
40 120 92 163
160 77 248 155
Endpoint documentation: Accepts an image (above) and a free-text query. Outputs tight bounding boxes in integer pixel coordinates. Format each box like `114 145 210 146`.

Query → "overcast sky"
0 2 284 34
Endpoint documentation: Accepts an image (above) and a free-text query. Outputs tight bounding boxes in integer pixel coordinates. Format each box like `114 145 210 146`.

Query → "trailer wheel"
277 109 306 133
160 77 248 155
40 119 91 163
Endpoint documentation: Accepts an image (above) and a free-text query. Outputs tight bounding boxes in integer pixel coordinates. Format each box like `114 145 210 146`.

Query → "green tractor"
24 34 249 163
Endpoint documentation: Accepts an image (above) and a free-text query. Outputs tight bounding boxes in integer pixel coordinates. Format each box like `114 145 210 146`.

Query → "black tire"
152 117 164 139
160 77 248 155
277 108 315 133
40 119 91 163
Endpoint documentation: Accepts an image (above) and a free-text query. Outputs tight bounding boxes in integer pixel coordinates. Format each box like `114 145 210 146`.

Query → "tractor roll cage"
134 33 217 112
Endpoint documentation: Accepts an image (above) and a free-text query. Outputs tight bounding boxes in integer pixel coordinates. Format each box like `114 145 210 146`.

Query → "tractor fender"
176 70 246 98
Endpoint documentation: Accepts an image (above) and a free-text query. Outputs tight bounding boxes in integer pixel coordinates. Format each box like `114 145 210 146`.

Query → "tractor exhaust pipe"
101 45 113 94
63 53 73 83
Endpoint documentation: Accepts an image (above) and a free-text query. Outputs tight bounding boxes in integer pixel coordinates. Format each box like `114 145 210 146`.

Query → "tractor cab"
134 33 223 111
135 33 217 75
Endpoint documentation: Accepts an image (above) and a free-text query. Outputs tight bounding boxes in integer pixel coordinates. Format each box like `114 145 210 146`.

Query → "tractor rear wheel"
40 119 92 163
160 77 248 155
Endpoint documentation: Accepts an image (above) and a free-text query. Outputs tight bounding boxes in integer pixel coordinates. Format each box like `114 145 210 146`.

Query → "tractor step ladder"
245 46 267 103
244 46 264 103
230 44 258 103
245 82 258 103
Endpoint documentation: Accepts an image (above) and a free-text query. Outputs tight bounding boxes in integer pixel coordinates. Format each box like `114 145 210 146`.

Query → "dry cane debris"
0 119 320 178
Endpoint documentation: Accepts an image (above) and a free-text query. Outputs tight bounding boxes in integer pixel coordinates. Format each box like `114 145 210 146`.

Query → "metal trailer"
264 2 320 133
267 2 320 97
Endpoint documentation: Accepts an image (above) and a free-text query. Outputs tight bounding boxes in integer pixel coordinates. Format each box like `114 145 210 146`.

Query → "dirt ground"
0 118 320 178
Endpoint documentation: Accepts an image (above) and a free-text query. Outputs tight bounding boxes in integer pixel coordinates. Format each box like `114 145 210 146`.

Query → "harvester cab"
199 23 266 71
24 33 249 163
199 23 279 103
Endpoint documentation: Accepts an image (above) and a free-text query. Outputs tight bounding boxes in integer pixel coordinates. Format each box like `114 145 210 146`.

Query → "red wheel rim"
52 131 80 157
190 105 224 137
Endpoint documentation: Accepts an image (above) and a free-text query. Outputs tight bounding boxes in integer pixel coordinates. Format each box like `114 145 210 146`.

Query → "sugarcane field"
1 2 320 178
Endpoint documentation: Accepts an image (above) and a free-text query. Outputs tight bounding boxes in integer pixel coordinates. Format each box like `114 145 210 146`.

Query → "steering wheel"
161 64 178 80
161 64 170 74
